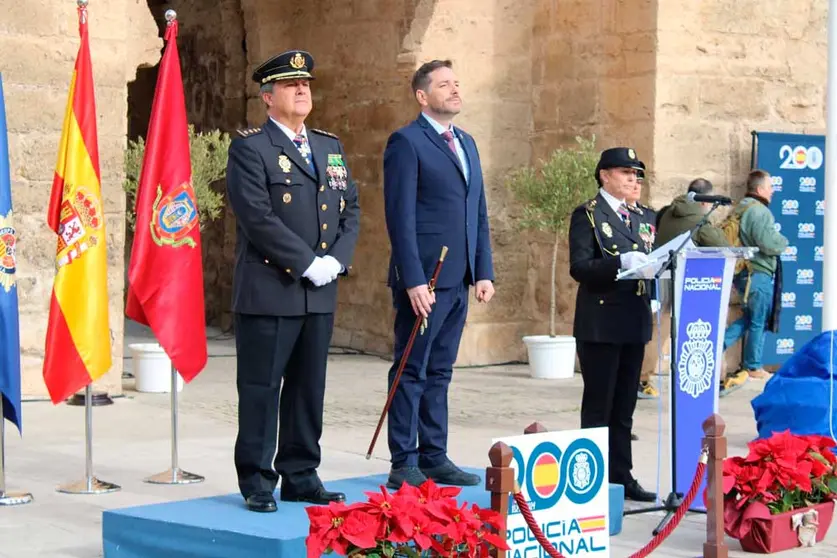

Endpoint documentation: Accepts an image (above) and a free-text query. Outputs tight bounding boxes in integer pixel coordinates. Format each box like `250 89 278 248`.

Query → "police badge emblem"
0 210 17 293
150 181 199 249
290 52 306 69
571 452 592 490
278 154 292 173
601 222 613 238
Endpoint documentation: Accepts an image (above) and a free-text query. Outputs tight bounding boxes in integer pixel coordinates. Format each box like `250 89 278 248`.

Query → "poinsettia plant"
304 479 509 558
722 430 837 516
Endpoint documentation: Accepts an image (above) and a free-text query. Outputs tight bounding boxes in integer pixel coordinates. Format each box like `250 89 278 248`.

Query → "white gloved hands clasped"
321 255 343 280
303 256 339 287
651 300 661 314
620 251 655 279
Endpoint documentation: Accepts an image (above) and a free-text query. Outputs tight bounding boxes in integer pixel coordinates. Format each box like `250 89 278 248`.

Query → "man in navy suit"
382 59 495 489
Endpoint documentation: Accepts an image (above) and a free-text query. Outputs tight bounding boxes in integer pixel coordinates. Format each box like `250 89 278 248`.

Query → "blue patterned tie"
293 134 316 174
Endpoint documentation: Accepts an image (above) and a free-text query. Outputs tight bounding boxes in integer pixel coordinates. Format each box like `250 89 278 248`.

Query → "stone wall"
6 1 827 399
653 0 827 206
3 1 160 398
521 0 659 344
236 0 440 355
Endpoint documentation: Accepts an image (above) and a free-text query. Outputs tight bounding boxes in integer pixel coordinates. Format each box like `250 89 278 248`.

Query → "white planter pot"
128 343 183 393
522 335 577 380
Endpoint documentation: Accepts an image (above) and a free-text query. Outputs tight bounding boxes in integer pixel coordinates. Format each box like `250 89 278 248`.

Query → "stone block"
600 76 655 123
774 85 824 125
612 0 656 33
454 321 533 366
699 77 769 121
656 76 700 117
653 119 732 177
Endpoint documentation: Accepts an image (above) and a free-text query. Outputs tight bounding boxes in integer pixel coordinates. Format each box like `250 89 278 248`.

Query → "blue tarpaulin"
752 330 837 440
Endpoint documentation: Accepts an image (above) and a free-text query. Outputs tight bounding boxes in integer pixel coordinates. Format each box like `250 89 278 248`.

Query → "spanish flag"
43 3 111 404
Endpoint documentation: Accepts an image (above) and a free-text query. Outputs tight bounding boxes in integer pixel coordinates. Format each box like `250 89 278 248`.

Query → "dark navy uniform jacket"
568 192 656 345
383 115 494 291
225 119 360 316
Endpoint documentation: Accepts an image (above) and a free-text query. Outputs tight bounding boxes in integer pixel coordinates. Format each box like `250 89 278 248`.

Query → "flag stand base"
66 391 113 407
145 468 204 485
56 386 121 495
0 400 33 506
0 491 33 506
56 477 120 495
143 366 205 485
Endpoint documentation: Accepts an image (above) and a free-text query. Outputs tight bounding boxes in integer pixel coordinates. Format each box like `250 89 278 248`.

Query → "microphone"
687 191 732 206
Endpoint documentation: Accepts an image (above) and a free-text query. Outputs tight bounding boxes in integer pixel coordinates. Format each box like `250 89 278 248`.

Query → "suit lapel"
457 129 475 191
264 120 317 180
417 117 466 184
597 193 637 243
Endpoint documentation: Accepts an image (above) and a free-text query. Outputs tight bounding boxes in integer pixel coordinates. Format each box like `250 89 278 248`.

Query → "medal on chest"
638 222 656 252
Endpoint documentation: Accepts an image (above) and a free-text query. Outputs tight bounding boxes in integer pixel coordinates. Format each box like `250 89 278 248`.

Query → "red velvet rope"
511 453 708 558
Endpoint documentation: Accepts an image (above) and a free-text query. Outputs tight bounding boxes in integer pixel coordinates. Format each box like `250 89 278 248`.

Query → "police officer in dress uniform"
568 147 656 502
225 50 360 513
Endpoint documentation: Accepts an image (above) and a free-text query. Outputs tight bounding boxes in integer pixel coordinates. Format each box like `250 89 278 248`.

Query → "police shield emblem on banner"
671 252 738 510
150 181 199 248
0 211 15 293
493 427 610 556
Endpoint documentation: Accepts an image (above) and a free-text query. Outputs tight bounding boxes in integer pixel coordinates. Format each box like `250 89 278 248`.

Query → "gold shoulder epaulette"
585 198 597 211
236 127 262 137
310 128 338 139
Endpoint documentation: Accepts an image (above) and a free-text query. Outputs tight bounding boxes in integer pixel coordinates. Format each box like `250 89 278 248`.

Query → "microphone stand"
623 200 724 535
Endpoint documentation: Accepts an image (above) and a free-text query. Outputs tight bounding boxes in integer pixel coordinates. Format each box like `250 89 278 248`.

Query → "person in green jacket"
722 170 788 382
654 178 730 248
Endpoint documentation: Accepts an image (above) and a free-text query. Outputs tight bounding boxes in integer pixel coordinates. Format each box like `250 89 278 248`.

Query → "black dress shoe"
280 485 346 505
245 491 277 513
631 433 639 441
387 466 428 490
624 479 656 502
420 460 480 486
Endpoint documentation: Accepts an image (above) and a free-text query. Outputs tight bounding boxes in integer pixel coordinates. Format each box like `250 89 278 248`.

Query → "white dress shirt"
421 112 470 184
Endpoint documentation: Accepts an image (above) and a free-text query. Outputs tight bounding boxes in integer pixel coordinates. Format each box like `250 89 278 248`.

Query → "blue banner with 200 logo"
751 131 825 366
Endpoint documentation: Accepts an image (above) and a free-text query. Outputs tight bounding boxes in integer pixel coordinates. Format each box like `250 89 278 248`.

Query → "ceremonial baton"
366 245 449 460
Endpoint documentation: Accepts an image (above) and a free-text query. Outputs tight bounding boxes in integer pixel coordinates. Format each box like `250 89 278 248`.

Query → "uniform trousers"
387 281 469 469
233 311 334 499
577 340 645 485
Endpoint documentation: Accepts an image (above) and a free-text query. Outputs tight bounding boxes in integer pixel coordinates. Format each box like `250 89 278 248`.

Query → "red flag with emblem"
125 14 207 381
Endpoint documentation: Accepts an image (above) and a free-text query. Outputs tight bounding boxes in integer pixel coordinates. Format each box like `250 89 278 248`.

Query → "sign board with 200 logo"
492 427 610 557
752 131 825 365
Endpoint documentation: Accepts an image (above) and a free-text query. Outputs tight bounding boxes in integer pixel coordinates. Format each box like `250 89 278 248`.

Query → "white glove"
321 255 343 281
651 300 661 314
302 257 334 287
620 251 654 279
620 251 649 270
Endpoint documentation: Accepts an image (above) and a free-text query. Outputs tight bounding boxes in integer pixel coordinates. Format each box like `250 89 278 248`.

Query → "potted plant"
504 136 599 379
720 430 837 553
304 479 508 557
122 125 230 392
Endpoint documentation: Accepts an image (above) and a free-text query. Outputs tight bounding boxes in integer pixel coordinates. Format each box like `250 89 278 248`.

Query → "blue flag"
0 73 22 433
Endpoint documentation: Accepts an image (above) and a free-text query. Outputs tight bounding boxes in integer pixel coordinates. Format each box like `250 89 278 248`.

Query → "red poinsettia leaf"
340 511 380 550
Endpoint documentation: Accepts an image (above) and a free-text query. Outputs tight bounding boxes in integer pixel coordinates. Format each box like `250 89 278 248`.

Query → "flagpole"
824 0 837 331
144 363 204 484
0 400 32 506
56 384 120 494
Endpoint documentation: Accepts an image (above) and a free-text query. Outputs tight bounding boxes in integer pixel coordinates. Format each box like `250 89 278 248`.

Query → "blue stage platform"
102 470 624 557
